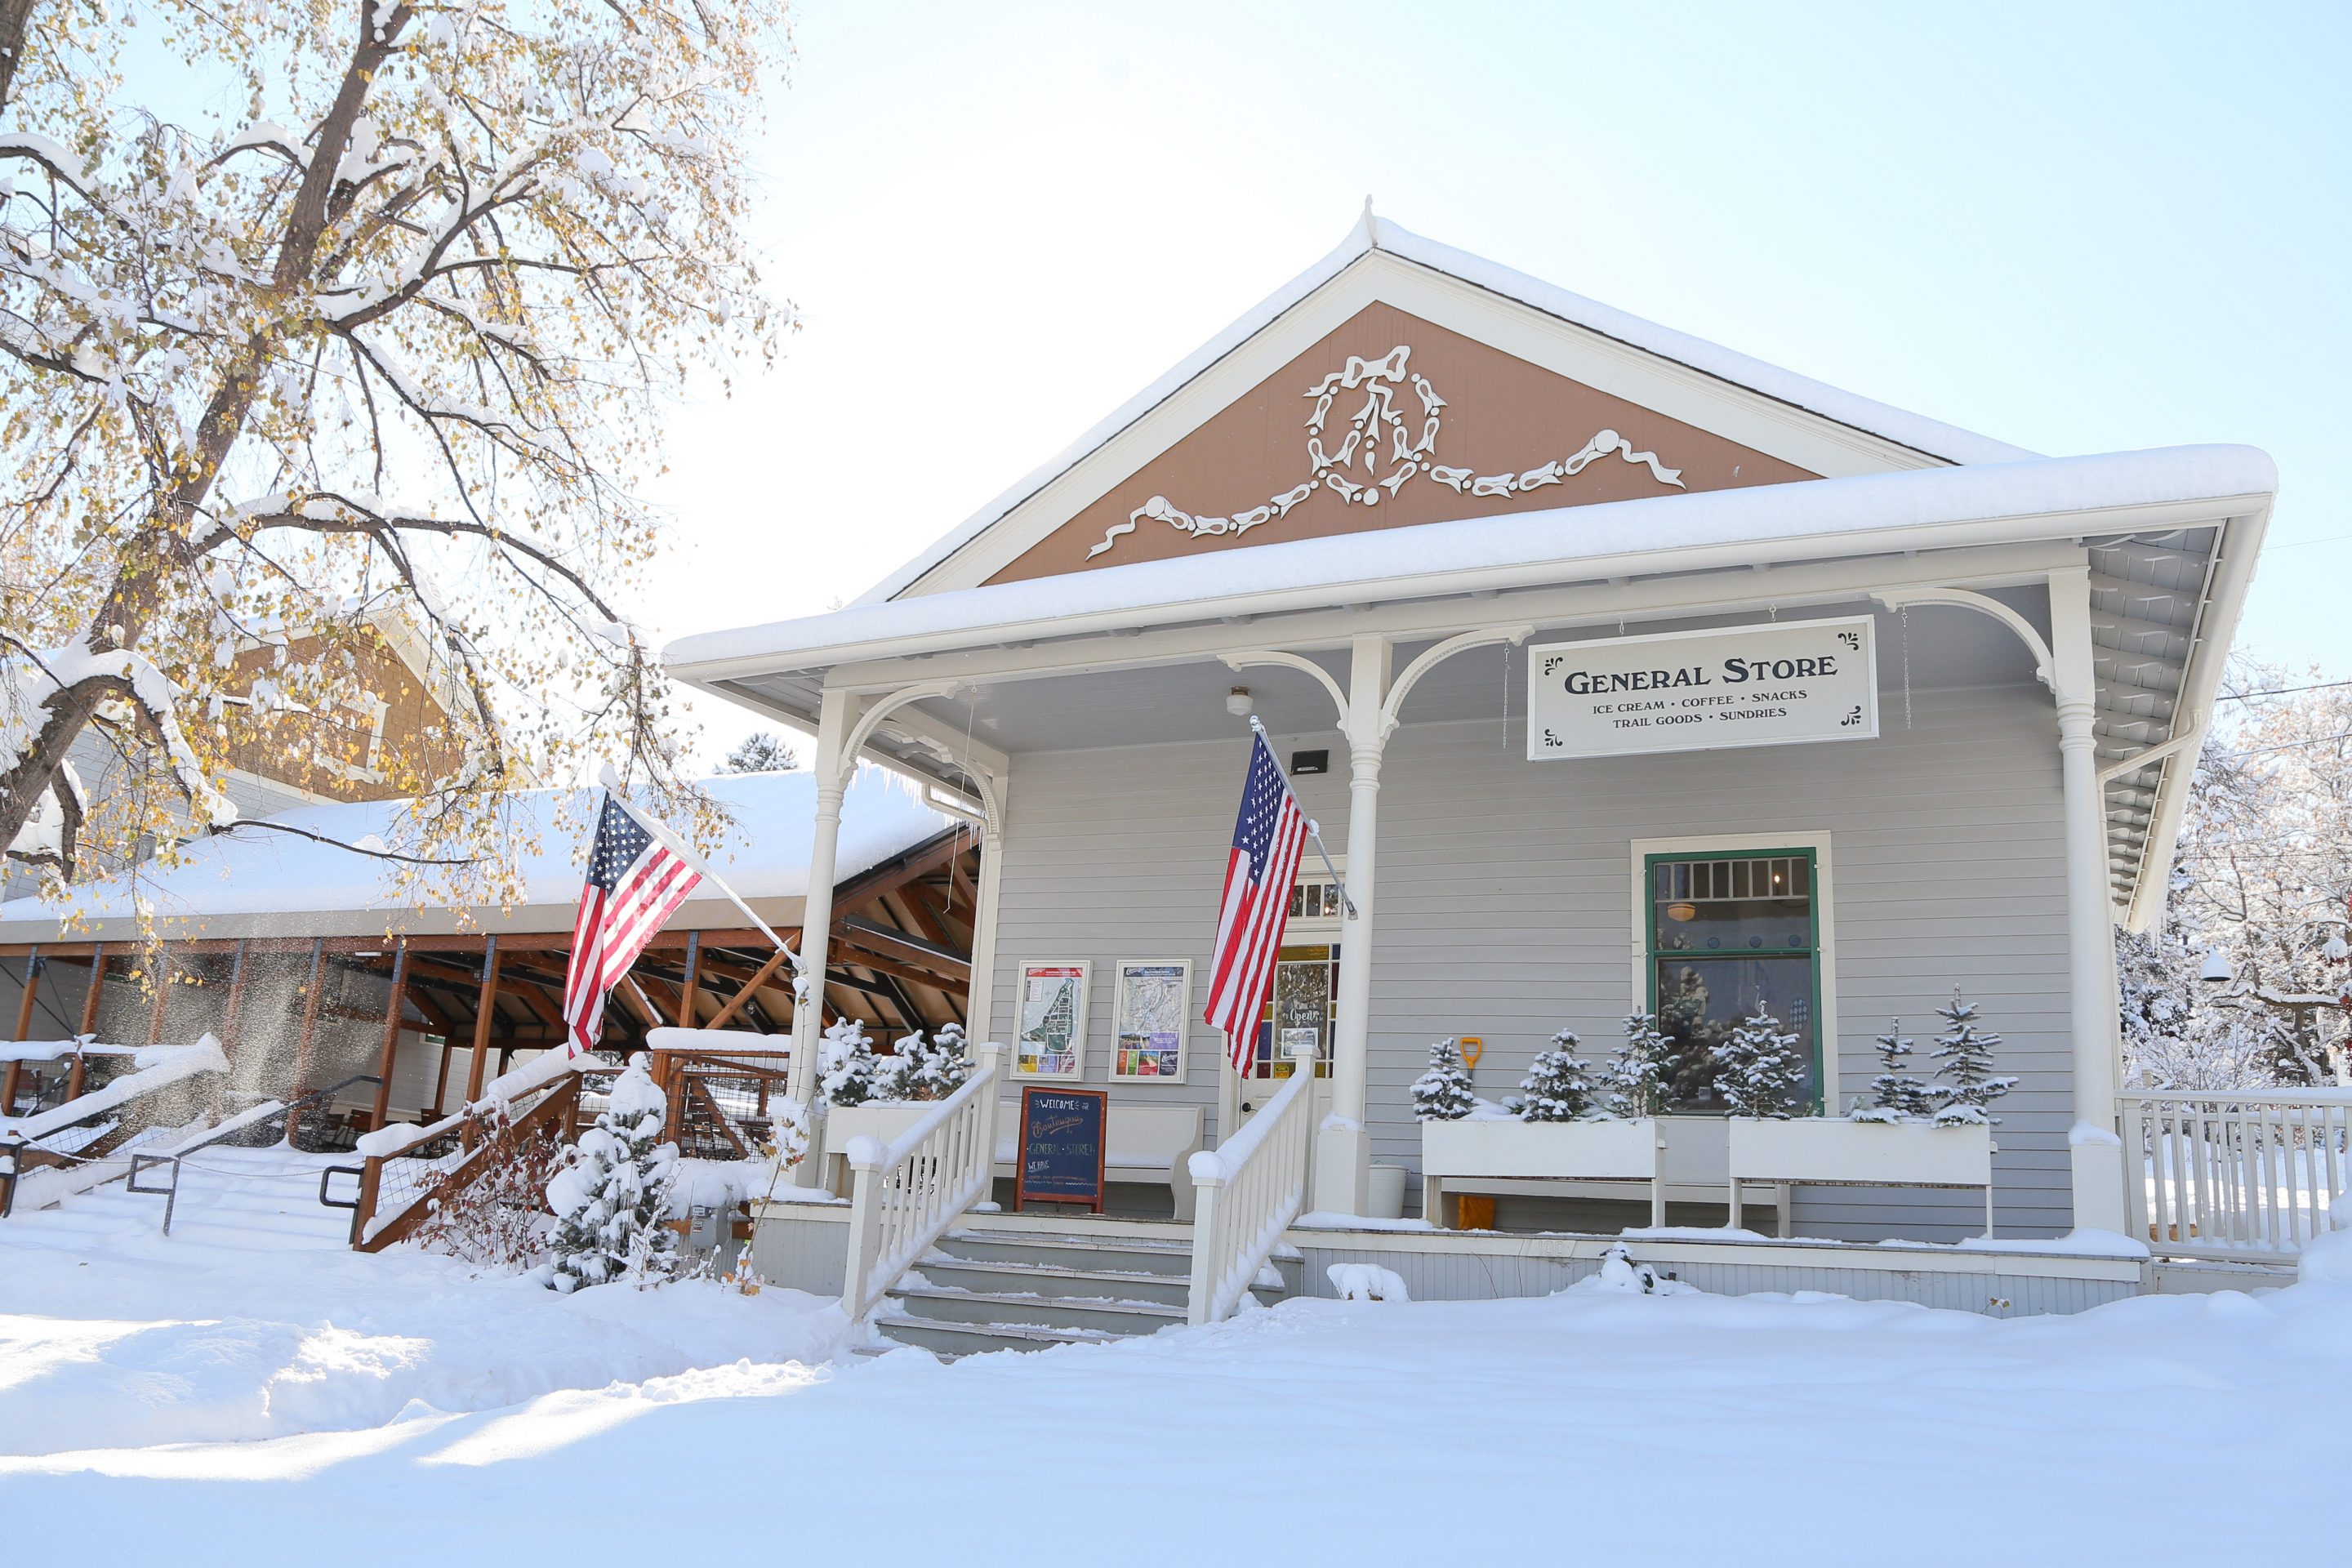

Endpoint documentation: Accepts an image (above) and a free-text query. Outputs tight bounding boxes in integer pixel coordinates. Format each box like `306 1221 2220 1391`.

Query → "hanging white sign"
1526 616 1878 761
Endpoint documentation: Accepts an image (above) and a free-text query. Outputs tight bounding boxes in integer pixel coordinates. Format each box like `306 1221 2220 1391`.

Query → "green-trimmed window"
1646 849 1821 1112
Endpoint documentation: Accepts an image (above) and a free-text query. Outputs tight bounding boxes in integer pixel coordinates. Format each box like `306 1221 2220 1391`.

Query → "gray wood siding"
986 679 2074 1242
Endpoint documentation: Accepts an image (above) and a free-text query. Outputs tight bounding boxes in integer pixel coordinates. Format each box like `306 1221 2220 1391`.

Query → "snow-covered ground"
3 1160 2347 1564
0 1147 842 1453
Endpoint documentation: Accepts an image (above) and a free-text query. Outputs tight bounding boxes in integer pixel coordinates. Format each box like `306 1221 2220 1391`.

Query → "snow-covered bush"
1852 1018 1936 1124
1929 988 2017 1126
1713 1005 1805 1120
1411 1039 1477 1121
412 1102 563 1270
546 1059 679 1293
1610 1011 1671 1117
1517 1029 1604 1121
893 1023 975 1102
817 1018 899 1108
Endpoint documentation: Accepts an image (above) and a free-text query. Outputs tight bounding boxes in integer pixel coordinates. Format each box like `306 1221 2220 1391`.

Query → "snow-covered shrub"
546 1059 679 1293
1609 1011 1671 1117
1713 1005 1804 1120
1517 1029 1604 1121
1853 1018 1936 1124
1929 988 2016 1126
1327 1263 1410 1302
412 1101 563 1270
817 1018 899 1108
1411 1039 1477 1121
893 1023 974 1102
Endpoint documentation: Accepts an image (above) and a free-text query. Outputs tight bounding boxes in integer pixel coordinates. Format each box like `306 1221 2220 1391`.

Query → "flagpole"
594 764 806 985
1247 717 1358 920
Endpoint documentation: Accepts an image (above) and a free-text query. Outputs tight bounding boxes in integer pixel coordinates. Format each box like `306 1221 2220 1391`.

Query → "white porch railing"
2121 1089 2351 1260
1186 1045 1316 1326
840 1043 1004 1321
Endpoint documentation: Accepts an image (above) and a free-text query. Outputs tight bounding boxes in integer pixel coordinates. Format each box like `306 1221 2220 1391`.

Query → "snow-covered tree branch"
0 1 791 909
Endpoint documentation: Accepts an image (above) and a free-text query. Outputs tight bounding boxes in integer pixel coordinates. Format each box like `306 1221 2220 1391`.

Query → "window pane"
1652 855 1811 954
1652 955 1818 1112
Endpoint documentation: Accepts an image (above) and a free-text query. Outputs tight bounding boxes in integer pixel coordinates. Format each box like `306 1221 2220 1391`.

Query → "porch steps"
871 1227 1290 1358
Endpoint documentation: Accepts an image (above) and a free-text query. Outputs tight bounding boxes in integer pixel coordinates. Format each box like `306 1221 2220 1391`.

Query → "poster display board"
1015 1086 1108 1212
1111 959 1192 1081
1013 960 1089 1080
1526 616 1878 761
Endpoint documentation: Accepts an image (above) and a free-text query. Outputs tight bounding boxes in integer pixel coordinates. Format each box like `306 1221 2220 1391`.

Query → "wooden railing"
1186 1044 1316 1326
840 1043 1003 1322
345 1074 588 1251
2121 1089 2351 1260
1 1037 231 1217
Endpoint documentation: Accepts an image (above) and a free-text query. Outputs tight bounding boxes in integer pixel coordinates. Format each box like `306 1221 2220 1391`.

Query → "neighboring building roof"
856 213 2042 606
0 766 957 942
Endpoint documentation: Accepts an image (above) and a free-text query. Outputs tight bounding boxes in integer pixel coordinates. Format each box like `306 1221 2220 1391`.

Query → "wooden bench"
994 1101 1205 1221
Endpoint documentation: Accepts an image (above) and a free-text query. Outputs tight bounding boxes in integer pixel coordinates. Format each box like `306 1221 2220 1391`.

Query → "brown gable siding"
984 302 1818 585
218 636 459 803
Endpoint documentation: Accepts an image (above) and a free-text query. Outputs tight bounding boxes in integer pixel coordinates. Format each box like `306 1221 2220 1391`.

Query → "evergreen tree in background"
1610 1012 1673 1117
1930 988 2018 1125
721 732 801 773
1411 1039 1477 1121
546 1059 679 1293
1854 1018 1936 1122
1517 1029 1604 1121
1713 1004 1806 1119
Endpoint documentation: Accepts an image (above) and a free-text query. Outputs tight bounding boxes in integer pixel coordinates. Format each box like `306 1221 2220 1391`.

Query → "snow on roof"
855 213 2042 606
0 766 953 929
671 444 2277 678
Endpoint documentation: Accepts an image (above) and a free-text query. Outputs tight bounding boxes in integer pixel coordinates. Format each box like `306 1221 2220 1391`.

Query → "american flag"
560 794 702 1055
1205 730 1307 1072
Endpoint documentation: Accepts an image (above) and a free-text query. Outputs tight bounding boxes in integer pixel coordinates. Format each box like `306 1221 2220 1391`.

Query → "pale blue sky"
653 1 2352 754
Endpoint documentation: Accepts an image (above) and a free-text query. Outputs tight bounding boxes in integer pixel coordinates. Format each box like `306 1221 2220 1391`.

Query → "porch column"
962 770 1009 1045
2049 565 2128 1234
1317 635 1391 1217
786 687 858 1182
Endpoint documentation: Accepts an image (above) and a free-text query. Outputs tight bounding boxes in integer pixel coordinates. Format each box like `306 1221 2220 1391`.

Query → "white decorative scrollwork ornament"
1084 344 1686 560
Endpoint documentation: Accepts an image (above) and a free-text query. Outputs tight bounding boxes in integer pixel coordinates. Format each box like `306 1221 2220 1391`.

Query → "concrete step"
888 1282 1183 1337
912 1254 1294 1309
934 1228 1195 1277
871 1313 1120 1359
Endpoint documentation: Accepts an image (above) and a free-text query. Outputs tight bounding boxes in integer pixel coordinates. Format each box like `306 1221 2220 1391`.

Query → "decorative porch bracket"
1872 574 2129 1234
1223 624 1534 1217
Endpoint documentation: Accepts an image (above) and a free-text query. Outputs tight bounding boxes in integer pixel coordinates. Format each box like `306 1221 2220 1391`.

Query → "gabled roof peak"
856 213 2039 606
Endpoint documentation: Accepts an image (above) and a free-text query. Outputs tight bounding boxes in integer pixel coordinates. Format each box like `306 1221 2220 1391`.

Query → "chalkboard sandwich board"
1015 1085 1108 1214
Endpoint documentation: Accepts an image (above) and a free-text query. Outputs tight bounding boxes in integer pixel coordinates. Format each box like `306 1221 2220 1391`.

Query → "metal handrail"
122 1075 382 1236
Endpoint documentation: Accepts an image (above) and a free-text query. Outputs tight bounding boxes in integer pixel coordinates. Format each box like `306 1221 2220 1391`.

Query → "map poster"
1013 960 1089 1080
1111 959 1191 1081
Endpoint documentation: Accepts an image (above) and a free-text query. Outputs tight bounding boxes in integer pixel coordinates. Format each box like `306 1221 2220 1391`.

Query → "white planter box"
1726 1117 1992 1187
1420 1117 1664 1228
1726 1116 1995 1236
1422 1116 1661 1181
822 1102 933 1196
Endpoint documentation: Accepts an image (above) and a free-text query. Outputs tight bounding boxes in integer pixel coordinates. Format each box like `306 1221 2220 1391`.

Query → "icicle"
1900 604 1914 730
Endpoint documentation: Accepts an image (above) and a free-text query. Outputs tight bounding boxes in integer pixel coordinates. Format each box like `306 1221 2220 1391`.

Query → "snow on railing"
2121 1089 2351 1259
345 1049 599 1250
840 1043 1004 1322
0 1036 228 1145
1186 1042 1317 1326
1 1037 230 1216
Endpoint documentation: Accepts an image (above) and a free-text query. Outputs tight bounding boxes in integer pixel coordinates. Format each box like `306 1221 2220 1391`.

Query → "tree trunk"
0 0 38 118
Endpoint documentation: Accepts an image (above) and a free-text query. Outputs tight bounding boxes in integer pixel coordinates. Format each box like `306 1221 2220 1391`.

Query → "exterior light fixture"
1666 902 1699 923
2199 947 2233 984
1226 686 1254 717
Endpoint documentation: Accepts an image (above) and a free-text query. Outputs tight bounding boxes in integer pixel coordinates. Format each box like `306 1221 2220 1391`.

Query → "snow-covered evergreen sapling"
1929 988 2017 1125
1853 1018 1936 1123
1517 1029 1605 1121
817 1018 901 1107
893 1023 974 1102
1411 1039 1477 1121
546 1058 680 1293
1712 1004 1806 1119
1610 1011 1672 1117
